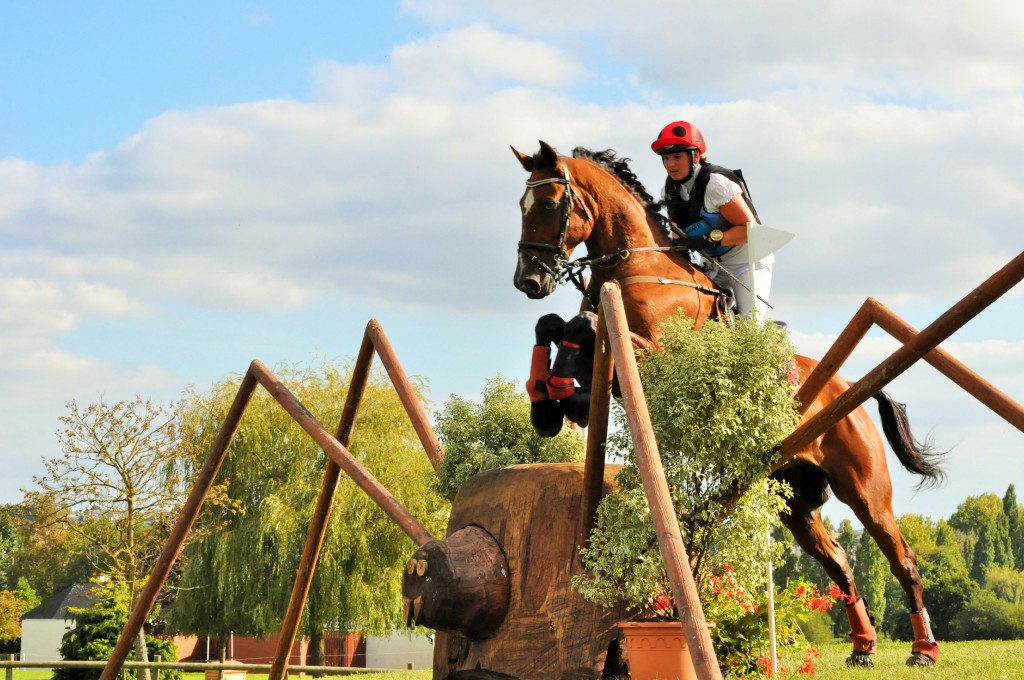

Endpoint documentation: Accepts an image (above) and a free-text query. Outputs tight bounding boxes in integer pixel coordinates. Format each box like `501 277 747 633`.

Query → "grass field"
8 640 1024 679
774 639 1024 679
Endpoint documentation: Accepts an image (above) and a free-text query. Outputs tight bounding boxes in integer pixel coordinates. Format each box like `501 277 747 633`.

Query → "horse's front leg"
547 312 597 428
527 313 568 437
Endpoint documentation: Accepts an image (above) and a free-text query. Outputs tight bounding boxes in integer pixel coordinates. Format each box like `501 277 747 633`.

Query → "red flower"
797 647 821 675
653 593 674 617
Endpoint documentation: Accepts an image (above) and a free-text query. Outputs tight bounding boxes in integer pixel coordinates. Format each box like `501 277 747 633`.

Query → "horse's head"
511 141 593 299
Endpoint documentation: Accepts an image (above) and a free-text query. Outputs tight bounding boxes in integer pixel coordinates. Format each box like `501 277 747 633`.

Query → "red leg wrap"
546 374 576 400
910 609 939 662
846 598 877 654
526 346 551 403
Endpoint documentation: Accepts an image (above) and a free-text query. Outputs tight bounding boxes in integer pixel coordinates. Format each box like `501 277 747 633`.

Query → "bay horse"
512 141 946 667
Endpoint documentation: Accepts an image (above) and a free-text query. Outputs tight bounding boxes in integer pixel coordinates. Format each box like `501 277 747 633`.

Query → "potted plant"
573 312 833 678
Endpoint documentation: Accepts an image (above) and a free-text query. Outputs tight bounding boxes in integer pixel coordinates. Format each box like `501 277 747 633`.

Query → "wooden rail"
100 320 444 680
3 659 392 676
577 251 1024 680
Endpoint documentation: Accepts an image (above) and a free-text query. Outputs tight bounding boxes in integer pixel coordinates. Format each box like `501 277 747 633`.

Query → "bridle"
515 159 742 305
517 161 592 283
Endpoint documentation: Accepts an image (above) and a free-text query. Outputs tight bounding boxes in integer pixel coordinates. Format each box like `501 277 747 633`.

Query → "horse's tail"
873 391 946 489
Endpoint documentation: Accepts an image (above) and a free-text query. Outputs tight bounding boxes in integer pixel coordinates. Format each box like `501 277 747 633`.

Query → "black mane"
571 147 660 211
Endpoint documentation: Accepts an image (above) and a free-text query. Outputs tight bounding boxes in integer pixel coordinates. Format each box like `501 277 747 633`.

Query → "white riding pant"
705 251 774 321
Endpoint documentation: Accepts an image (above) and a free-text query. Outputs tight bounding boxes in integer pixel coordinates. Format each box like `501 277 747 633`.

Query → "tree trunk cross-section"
431 463 629 680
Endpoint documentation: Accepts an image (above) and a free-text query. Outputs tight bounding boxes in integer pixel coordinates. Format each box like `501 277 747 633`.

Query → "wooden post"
580 309 614 549
250 360 434 546
100 371 260 680
5 653 14 680
269 332 376 680
779 248 1024 466
153 655 161 680
366 320 445 471
601 282 723 680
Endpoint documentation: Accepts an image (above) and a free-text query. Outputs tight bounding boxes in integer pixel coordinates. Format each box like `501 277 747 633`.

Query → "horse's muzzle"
514 259 558 299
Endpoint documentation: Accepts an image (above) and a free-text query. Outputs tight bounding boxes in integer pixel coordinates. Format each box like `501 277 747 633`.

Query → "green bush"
573 313 806 675
56 602 180 680
575 313 800 607
433 375 585 499
949 590 1024 640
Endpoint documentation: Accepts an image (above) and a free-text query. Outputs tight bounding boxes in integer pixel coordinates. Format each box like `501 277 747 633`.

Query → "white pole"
766 530 778 675
747 221 758 320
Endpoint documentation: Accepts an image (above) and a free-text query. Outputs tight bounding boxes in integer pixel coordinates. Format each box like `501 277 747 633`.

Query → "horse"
511 141 946 667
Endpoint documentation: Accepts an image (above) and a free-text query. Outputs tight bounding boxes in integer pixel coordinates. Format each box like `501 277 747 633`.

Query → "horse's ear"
511 146 534 172
538 141 559 169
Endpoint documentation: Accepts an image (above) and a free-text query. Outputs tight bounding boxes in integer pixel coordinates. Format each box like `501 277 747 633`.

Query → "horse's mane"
570 147 660 211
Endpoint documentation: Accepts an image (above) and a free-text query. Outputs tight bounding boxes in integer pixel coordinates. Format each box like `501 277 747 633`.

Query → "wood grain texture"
432 463 630 680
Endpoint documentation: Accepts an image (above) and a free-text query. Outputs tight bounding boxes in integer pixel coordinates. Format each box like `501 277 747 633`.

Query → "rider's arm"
717 193 757 246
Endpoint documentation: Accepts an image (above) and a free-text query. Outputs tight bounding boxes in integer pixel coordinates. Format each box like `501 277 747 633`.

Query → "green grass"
9 642 1024 680
6 673 430 680
780 639 1024 679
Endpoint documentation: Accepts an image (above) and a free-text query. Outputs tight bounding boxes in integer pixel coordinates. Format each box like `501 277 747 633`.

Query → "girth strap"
617 275 723 297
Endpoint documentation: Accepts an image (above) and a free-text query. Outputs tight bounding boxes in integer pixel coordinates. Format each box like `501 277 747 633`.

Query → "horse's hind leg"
773 463 878 666
825 436 939 667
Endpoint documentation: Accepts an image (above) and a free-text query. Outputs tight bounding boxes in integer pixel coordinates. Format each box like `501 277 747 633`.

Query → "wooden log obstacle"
101 251 1024 680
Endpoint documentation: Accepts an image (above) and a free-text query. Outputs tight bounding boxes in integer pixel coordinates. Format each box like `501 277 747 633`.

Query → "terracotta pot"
618 621 697 680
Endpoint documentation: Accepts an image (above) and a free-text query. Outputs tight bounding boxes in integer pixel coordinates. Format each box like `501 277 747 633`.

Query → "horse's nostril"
522 279 541 293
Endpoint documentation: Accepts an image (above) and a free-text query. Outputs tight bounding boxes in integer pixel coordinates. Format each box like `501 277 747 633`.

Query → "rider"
652 120 773 320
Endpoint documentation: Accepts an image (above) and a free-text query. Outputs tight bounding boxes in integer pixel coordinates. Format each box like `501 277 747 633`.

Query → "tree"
22 397 185 678
987 565 1024 605
949 493 1005 534
433 375 584 500
0 578 40 653
949 590 1024 641
993 512 1015 569
168 359 449 665
853 525 889 632
56 589 180 680
831 520 858 636
970 522 996 586
0 510 15 590
5 497 93 601
1004 485 1024 568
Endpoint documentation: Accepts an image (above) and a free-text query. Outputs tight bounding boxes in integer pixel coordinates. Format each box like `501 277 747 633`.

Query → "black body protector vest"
664 163 761 257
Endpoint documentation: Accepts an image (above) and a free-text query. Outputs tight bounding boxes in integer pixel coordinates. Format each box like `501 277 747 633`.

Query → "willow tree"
167 359 449 664
22 397 184 678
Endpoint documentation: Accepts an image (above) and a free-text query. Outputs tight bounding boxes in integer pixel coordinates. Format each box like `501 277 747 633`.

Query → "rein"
516 159 731 301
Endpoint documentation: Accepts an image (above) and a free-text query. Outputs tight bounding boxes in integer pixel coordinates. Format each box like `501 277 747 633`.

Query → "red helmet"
651 120 707 155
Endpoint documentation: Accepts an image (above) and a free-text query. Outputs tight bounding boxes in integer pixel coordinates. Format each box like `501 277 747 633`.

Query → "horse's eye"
542 200 558 211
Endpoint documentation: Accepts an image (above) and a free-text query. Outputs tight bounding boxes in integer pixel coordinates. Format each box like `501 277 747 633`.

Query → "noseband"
517 162 591 279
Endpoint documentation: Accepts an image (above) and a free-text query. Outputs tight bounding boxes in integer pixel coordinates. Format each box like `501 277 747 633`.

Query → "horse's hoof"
561 392 591 427
846 652 874 667
530 400 565 437
906 652 936 667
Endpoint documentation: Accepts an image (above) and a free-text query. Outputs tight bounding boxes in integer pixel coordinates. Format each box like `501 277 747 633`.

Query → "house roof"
21 584 99 621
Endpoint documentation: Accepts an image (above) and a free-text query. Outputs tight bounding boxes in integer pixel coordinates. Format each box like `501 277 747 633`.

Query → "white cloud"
71 281 152 317
404 0 1024 103
2 10 1023 517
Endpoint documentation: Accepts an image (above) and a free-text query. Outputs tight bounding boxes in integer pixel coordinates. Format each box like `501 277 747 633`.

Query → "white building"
20 584 98 661
364 630 433 670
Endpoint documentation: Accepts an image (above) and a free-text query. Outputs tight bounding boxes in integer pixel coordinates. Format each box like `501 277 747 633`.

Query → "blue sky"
2 1 1023 530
